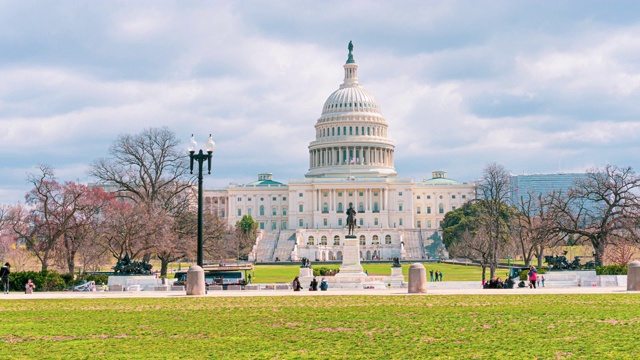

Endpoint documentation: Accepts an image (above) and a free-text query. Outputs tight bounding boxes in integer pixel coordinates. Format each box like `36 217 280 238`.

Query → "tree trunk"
481 266 486 283
160 259 169 277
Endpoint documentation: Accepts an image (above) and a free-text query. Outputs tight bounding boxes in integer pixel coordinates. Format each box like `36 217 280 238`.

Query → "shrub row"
596 265 627 275
313 267 340 277
6 271 110 292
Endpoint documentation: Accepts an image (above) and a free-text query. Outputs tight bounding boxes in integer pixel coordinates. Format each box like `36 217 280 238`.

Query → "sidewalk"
1 284 633 300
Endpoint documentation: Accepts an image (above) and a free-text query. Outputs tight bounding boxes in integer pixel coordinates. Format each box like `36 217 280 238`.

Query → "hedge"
596 265 627 275
8 270 66 292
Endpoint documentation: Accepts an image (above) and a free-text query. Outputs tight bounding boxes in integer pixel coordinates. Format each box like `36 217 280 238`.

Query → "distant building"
509 173 588 205
203 44 475 262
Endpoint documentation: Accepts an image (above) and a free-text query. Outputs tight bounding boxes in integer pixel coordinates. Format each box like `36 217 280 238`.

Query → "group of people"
429 270 443 282
1 262 37 294
292 276 329 291
528 266 545 288
484 276 510 289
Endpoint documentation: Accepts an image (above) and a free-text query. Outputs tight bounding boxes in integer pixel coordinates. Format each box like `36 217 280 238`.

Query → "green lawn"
1 294 639 359
252 262 487 283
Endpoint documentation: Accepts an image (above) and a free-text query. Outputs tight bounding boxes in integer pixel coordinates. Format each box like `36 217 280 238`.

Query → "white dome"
321 86 381 116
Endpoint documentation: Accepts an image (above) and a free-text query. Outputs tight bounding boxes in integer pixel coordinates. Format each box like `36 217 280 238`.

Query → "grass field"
251 262 486 283
1 294 639 359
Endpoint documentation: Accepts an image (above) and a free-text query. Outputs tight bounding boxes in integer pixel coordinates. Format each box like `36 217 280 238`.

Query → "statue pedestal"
389 266 405 287
108 275 162 291
337 237 365 276
299 267 313 277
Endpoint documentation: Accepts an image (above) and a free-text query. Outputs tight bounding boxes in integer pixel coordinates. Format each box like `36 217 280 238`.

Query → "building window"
359 235 366 245
338 192 342 197
282 207 287 216
299 219 304 227
260 197 264 201
272 207 277 216
323 203 328 213
399 203 403 211
372 235 379 245
373 202 379 213
338 218 343 226
399 218 403 226
358 202 364 212
452 195 456 199
324 192 328 197
359 192 364 196
374 192 378 196
427 220 432 228
260 205 265 216
439 204 444 214
462 195 466 199
308 236 314 245
417 195 421 200
237 197 241 202
439 195 443 199
427 195 431 199
321 236 327 245
299 204 303 212
323 218 328 226
237 208 242 216
417 220 421 228
399 192 403 196
427 207 431 214
282 222 287 230
359 218 363 226
259 222 265 230
221 210 225 218
283 197 287 201
248 198 252 202
299 193 303 197
349 192 353 197
247 208 252 216
334 236 340 245
374 218 379 226
452 206 456 211
385 235 391 244
417 207 421 214
272 197 276 201
338 202 343 212
272 222 277 230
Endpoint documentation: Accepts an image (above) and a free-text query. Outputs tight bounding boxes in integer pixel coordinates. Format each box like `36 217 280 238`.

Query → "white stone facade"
203 44 475 262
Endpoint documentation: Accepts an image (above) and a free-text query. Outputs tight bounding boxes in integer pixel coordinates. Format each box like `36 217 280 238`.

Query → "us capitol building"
204 43 475 262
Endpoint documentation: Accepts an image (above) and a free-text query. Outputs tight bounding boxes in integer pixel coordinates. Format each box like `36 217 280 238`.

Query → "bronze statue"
346 203 357 236
348 40 353 53
392 257 402 268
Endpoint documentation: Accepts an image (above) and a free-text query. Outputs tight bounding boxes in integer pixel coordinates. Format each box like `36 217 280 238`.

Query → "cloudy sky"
2 1 640 204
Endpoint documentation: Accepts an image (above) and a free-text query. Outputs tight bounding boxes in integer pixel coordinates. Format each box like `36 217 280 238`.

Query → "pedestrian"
537 277 540 288
0 262 10 294
320 277 328 291
541 275 545 287
292 276 302 291
25 279 36 294
528 266 537 289
435 271 440 282
429 270 434 282
310 277 318 291
439 271 444 282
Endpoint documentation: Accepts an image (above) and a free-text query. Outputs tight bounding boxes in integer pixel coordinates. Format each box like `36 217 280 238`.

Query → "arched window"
308 236 314 245
321 236 327 245
259 205 264 216
385 235 391 244
333 235 340 245
332 127 335 136
359 235 366 245
349 126 353 135
372 235 379 244
338 202 343 212
338 127 341 135
359 202 364 212
355 127 358 135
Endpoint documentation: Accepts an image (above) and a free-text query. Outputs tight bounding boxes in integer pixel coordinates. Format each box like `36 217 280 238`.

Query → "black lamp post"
189 134 215 267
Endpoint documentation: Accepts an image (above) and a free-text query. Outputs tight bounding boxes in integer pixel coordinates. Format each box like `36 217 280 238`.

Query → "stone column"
408 263 427 293
186 265 206 295
628 260 640 291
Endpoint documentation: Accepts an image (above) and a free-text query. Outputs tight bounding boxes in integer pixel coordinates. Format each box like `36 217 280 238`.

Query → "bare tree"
476 163 512 278
10 166 91 271
449 228 495 283
547 165 640 265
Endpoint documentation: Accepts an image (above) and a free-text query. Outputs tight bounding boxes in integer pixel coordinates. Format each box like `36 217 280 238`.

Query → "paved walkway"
1 285 634 300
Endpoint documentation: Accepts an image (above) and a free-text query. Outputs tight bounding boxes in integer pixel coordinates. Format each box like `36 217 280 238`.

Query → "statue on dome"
346 41 355 64
348 40 353 53
346 203 357 237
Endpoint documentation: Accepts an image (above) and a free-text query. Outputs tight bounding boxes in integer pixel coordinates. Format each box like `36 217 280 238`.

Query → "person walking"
439 271 444 282
0 262 10 294
429 270 434 282
528 266 538 289
541 275 545 287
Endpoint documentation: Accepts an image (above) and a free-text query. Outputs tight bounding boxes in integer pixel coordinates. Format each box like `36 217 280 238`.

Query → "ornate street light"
189 134 215 267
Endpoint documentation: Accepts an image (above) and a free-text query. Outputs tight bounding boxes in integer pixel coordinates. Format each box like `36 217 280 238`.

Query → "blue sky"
2 1 640 204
